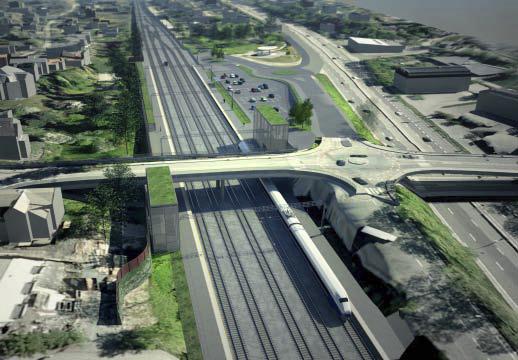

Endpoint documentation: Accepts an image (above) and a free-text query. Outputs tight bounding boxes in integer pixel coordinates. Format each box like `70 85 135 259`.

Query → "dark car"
220 73 227 79
352 177 368 185
251 87 260 92
336 159 346 166
422 136 432 142
163 61 168 66
262 83 269 89
225 79 230 84
273 106 280 112
268 93 275 99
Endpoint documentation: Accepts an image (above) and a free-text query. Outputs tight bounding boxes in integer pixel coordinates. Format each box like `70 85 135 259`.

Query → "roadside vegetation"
0 330 82 357
315 73 381 144
396 186 518 348
289 98 313 130
214 81 251 124
136 62 155 126
125 253 202 359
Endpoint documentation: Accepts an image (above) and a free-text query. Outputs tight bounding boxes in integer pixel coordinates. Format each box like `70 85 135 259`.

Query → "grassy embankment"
315 73 381 145
131 253 202 359
396 186 518 349
183 33 284 56
214 81 250 124
136 62 155 125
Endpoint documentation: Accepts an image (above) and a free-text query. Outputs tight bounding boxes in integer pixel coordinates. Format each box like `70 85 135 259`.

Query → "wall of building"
0 137 23 160
28 211 52 239
476 91 518 125
253 110 289 152
347 41 404 53
4 209 32 244
393 73 471 94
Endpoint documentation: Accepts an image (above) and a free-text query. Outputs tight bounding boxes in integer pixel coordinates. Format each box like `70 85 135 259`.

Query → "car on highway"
385 136 393 141
362 109 371 114
395 111 403 116
332 57 337 60
422 136 432 142
268 93 275 99
336 159 346 166
348 99 354 103
352 177 369 185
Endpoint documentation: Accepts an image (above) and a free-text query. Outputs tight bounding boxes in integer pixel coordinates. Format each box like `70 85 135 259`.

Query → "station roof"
396 65 471 78
256 104 287 126
349 37 401 46
146 166 177 207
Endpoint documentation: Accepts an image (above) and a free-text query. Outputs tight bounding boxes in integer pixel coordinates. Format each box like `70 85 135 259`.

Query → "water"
346 0 518 47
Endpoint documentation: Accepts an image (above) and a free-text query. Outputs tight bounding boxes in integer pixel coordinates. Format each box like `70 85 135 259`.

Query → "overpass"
4 138 518 199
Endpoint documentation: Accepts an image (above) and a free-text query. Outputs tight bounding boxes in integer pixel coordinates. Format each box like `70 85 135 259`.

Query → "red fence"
116 242 151 281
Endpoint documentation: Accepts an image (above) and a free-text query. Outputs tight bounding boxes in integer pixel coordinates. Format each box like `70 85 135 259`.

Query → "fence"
115 242 152 323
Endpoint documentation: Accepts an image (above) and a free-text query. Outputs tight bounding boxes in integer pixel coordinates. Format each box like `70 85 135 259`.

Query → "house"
100 26 119 37
319 22 336 35
0 188 64 245
321 3 338 14
47 57 66 72
0 110 31 161
476 88 518 125
62 23 79 34
0 65 37 100
347 37 405 53
393 66 471 94
10 56 50 77
349 12 370 22
46 41 91 67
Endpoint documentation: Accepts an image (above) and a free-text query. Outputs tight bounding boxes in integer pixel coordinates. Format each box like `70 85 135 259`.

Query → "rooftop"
146 166 177 207
257 104 288 126
396 65 471 78
481 88 518 99
349 36 401 46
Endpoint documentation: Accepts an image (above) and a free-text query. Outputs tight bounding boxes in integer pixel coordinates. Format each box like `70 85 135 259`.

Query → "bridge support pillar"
216 179 225 200
321 205 326 228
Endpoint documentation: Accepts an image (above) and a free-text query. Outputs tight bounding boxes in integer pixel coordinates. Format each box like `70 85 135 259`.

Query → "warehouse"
476 88 518 125
347 37 404 53
393 65 471 94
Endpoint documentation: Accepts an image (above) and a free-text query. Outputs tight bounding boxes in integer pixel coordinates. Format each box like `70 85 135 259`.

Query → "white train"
262 179 352 317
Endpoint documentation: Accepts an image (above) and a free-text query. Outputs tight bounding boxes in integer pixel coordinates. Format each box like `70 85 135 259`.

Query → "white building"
347 37 404 53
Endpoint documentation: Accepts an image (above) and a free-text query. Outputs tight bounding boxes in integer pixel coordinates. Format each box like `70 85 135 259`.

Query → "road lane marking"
496 262 505 271
447 208 454 215
496 246 504 255
415 259 424 268
470 218 479 227
469 233 477 242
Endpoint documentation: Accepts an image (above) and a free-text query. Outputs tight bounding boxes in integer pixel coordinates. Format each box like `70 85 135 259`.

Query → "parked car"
250 105 255 110
262 83 269 89
273 106 280 112
336 159 346 166
239 77 245 83
227 86 232 91
232 80 239 85
163 61 168 66
251 87 260 92
225 79 230 84
249 98 256 103
268 93 275 99
352 177 368 185
385 136 393 141
220 73 227 79
234 89 241 94
229 73 237 78
260 97 267 102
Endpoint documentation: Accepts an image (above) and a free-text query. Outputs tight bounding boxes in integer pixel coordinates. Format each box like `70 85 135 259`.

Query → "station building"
253 104 289 152
393 65 471 94
476 88 518 125
347 37 404 53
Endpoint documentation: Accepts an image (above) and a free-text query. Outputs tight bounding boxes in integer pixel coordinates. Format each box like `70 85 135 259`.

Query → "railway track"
137 3 378 359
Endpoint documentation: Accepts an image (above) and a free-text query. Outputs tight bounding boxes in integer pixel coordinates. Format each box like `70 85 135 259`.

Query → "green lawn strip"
133 253 201 358
171 251 203 359
136 62 155 125
146 166 176 207
272 69 299 76
315 73 381 145
256 103 287 125
214 81 251 124
0 330 83 358
396 186 518 348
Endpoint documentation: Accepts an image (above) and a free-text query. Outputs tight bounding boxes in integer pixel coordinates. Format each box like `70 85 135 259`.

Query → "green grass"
0 330 83 357
137 62 155 125
214 81 251 124
363 58 395 87
146 166 177 207
132 253 202 359
257 104 287 125
315 73 381 145
396 186 518 349
38 67 98 95
272 69 299 76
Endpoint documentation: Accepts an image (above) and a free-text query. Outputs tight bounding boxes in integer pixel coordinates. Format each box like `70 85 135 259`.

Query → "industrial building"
0 65 36 100
393 66 471 94
347 37 404 53
145 167 179 253
0 188 64 245
253 104 289 152
476 88 518 125
0 110 31 160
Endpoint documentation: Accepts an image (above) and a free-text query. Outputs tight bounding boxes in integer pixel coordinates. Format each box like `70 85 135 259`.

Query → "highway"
136 3 378 359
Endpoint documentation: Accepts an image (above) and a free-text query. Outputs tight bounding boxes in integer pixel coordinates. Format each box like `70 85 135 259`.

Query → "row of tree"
211 44 225 59
190 22 266 40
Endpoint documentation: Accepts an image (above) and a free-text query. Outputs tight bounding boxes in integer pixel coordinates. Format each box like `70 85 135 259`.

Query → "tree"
87 164 139 239
289 98 313 129
83 93 107 118
211 44 224 59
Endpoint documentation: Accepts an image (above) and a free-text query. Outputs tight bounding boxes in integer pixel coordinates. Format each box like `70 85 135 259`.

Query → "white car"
395 111 403 116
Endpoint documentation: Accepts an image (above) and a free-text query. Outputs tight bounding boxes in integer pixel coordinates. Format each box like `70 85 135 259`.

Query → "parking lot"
210 63 293 123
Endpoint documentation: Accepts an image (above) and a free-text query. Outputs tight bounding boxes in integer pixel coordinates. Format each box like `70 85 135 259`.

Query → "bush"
0 330 82 357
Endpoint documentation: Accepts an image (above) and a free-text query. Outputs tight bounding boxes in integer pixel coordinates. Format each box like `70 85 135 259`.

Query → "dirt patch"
122 280 156 330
